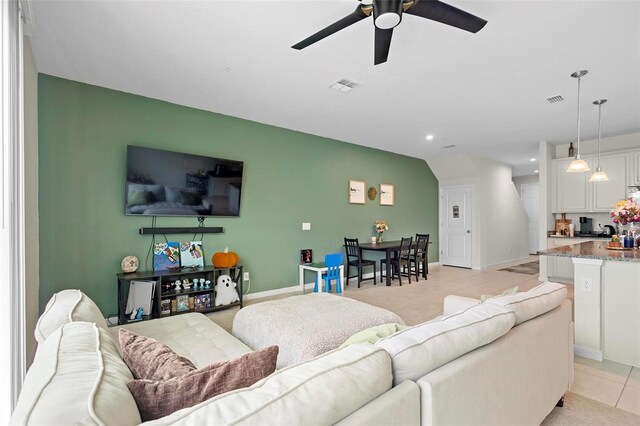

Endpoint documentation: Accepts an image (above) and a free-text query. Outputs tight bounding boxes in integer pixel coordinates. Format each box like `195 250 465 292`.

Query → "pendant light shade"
567 156 590 172
589 167 609 181
589 99 609 182
567 70 590 173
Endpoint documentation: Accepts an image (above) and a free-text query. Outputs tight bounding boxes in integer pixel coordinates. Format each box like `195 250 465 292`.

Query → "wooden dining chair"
380 237 413 286
344 238 377 288
409 234 430 280
415 233 431 276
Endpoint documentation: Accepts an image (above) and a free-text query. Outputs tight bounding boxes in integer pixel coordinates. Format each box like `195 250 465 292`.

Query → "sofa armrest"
442 295 480 316
335 380 420 426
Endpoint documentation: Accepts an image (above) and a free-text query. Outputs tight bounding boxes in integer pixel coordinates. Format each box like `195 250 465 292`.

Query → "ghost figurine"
214 274 239 306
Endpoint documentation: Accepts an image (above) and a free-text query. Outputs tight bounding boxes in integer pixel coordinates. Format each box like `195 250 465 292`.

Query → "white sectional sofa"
11 282 573 425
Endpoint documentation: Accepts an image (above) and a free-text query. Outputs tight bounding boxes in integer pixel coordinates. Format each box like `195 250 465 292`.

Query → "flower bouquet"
374 220 389 242
610 198 640 225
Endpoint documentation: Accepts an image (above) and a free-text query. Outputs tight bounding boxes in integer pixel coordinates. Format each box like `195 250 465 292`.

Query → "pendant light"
589 99 609 182
566 70 591 172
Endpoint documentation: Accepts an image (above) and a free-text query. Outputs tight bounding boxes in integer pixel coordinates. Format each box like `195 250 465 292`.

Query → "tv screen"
125 146 243 217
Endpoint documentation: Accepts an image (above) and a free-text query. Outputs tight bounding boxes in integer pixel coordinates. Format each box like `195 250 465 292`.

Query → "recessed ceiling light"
530 158 536 162
426 134 434 141
534 170 539 173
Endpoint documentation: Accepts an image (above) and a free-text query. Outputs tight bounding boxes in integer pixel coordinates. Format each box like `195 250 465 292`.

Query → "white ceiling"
29 1 640 176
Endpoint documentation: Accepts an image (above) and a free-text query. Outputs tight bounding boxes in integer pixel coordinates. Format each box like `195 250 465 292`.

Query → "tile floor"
207 256 638 416
573 356 640 415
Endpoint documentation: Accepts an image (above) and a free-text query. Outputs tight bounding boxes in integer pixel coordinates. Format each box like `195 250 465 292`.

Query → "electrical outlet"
580 277 593 292
243 272 250 281
302 222 311 231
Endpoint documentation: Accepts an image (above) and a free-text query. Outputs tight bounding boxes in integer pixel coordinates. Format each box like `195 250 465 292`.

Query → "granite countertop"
538 241 640 262
547 234 611 239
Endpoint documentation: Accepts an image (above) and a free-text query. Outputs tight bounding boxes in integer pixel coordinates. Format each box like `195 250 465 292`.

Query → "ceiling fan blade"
374 27 394 65
404 0 487 33
292 5 370 50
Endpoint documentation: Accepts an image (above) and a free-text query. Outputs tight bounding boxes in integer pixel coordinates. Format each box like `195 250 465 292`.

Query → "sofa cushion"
128 183 165 202
114 313 252 368
118 328 196 381
128 346 279 421
140 343 392 426
35 289 107 343
375 303 516 384
10 322 141 426
480 285 519 302
485 281 567 325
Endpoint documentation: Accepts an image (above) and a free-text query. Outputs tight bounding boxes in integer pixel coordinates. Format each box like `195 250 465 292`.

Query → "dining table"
358 240 430 286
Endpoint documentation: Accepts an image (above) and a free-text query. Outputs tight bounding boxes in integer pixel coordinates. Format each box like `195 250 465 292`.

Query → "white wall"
538 141 553 280
428 154 529 270
512 174 539 197
23 37 38 367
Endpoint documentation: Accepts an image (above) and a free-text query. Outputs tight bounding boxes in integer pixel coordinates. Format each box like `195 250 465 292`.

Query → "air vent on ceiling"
330 78 359 93
442 144 456 149
546 94 564 104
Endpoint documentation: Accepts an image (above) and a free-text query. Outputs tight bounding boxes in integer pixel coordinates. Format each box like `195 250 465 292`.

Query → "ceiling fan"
292 0 487 65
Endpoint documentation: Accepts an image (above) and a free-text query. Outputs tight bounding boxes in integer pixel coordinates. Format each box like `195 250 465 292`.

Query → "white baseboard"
574 345 603 361
481 256 530 270
243 284 308 301
244 262 438 301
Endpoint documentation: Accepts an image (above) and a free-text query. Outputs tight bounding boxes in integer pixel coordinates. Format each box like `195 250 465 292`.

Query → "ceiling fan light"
589 167 609 182
566 158 590 173
374 12 401 29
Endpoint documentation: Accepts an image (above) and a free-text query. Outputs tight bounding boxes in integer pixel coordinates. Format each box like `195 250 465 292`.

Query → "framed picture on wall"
349 180 366 204
380 184 394 206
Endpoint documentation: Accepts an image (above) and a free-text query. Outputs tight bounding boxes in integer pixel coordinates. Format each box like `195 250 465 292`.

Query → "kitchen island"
538 241 639 367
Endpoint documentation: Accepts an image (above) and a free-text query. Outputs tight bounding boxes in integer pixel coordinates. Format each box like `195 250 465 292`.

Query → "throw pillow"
118 329 196 381
480 286 519 303
339 323 407 348
127 190 153 206
127 346 279 421
180 190 202 205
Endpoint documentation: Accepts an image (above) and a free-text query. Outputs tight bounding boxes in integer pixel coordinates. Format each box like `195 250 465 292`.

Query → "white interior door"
440 186 473 268
521 183 539 254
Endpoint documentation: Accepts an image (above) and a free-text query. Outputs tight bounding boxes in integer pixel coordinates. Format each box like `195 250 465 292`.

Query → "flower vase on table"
374 220 389 244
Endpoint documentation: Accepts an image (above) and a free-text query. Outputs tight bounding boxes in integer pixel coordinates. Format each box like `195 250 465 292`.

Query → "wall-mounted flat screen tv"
125 145 243 217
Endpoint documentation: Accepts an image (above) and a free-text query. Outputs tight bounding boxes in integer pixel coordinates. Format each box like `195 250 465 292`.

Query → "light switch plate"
302 222 311 231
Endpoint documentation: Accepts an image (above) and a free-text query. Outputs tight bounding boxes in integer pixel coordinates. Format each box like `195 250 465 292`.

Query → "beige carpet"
542 392 640 425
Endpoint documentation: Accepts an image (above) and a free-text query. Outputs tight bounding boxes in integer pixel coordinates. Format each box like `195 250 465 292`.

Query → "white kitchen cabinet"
633 151 640 185
592 153 629 211
552 157 592 213
546 238 594 281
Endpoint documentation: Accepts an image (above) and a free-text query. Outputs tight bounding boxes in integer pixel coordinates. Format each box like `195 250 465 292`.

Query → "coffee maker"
579 217 593 234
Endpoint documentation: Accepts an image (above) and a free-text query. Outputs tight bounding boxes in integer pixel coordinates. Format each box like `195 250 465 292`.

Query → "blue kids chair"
314 253 344 293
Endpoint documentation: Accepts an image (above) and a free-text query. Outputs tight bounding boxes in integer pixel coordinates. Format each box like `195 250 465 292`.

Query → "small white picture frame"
349 180 366 204
380 184 394 206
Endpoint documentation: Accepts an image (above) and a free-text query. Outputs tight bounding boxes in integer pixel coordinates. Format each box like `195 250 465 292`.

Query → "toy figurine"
182 279 191 289
205 280 211 289
174 280 181 291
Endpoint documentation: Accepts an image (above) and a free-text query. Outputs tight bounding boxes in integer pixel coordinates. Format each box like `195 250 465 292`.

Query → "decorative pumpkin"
212 247 239 268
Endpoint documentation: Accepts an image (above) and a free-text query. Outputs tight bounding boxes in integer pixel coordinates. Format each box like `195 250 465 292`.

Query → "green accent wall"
38 74 439 315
